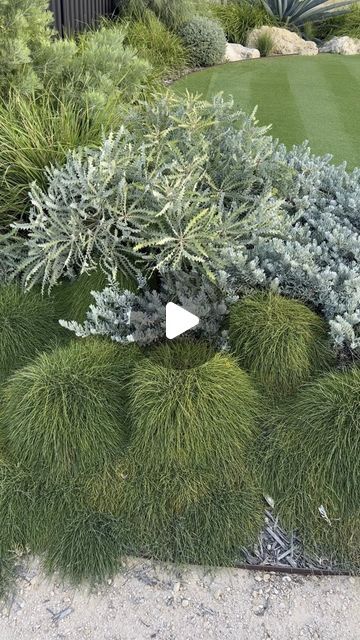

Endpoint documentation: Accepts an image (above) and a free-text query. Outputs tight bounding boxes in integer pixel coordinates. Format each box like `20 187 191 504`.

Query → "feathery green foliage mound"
0 92 123 227
0 284 65 384
317 3 360 40
94 341 264 564
178 16 227 67
0 339 142 482
44 510 122 584
229 292 334 397
262 367 360 566
53 268 137 324
125 11 189 76
211 0 276 45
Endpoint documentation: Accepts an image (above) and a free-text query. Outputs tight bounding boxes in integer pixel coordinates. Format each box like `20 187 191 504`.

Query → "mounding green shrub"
262 367 360 567
43 509 122 584
212 1 275 45
0 284 65 385
178 16 227 67
229 292 334 397
90 341 264 564
125 11 189 76
0 339 142 481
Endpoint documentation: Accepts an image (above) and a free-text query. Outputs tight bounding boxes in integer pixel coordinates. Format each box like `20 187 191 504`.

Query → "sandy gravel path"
0 557 359 640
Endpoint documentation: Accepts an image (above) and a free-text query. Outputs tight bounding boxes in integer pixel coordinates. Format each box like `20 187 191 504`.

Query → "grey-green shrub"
212 1 275 45
229 292 334 397
0 284 65 384
0 0 53 96
263 366 360 567
13 93 287 291
0 339 142 481
178 16 227 67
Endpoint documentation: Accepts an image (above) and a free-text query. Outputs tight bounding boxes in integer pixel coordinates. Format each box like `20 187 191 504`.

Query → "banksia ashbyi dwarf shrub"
0 339 142 482
0 284 66 384
262 366 360 568
106 341 264 564
178 16 227 67
229 292 334 397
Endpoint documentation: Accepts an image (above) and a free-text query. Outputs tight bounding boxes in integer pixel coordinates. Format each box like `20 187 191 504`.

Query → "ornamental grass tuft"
0 284 66 385
229 292 334 398
262 366 360 568
0 339 142 482
86 340 265 565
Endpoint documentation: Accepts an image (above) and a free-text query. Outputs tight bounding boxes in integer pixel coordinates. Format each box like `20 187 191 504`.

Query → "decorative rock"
319 36 360 55
247 27 318 56
225 42 260 62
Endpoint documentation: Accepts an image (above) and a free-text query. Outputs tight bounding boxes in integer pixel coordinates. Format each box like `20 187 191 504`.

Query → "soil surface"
0 557 359 640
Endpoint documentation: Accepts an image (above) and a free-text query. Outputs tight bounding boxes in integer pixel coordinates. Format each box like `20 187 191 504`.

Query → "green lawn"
174 54 360 169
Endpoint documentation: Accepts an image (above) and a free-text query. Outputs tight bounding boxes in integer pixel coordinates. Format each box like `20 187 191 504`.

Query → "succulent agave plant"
257 0 353 27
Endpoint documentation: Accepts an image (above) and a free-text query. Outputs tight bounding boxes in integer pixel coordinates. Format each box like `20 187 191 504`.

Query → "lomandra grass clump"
0 338 142 481
100 341 265 564
263 367 360 567
229 292 334 398
0 284 65 384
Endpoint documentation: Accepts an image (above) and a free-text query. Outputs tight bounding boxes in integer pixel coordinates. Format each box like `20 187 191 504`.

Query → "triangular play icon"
166 302 199 340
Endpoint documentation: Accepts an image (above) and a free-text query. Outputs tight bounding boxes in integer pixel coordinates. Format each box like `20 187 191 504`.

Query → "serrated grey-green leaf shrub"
10 93 360 354
13 93 288 292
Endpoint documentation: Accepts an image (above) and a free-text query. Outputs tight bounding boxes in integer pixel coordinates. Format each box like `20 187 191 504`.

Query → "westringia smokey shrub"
61 271 237 347
12 93 288 291
178 16 227 67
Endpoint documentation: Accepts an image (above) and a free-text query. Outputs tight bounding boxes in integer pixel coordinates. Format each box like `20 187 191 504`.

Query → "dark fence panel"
50 0 116 36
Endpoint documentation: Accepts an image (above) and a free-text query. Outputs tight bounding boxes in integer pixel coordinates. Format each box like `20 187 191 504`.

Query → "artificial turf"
174 54 360 169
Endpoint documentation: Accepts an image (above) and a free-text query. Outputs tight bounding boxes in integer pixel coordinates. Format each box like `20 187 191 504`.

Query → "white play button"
166 302 199 340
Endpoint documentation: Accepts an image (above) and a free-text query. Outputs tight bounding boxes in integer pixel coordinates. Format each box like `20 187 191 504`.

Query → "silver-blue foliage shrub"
8 93 360 355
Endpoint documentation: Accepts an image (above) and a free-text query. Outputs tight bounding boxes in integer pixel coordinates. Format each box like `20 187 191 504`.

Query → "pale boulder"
225 42 260 62
247 26 318 56
319 36 360 55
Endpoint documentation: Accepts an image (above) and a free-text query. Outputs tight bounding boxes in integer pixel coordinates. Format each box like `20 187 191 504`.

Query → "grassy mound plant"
229 292 334 397
107 341 264 564
0 284 65 384
262 366 360 567
0 338 142 481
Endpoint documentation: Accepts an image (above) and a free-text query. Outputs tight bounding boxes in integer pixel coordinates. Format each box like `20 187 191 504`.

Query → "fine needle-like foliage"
0 283 66 385
262 366 360 568
0 339 142 482
97 340 265 565
43 509 122 584
229 292 334 398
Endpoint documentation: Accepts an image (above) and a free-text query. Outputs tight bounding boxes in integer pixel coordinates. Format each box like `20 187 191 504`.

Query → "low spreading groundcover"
174 55 360 168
